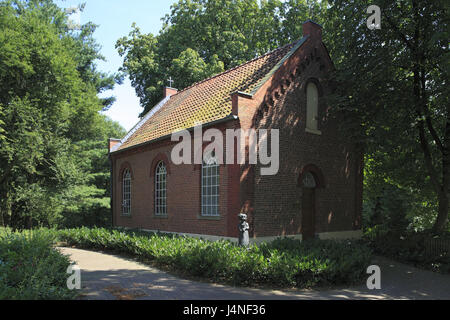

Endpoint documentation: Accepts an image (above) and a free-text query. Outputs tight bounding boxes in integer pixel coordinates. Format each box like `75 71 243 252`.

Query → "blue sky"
56 0 175 131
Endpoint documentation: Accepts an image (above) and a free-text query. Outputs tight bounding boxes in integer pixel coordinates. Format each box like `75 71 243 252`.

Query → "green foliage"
170 48 224 89
362 154 441 233
0 0 126 229
37 227 372 289
325 0 449 231
0 228 78 300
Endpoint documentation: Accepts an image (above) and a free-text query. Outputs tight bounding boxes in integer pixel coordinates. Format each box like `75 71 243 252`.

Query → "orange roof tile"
115 37 307 152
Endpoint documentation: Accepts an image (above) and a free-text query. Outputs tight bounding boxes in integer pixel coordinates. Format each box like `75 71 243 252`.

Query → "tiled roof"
115 37 307 152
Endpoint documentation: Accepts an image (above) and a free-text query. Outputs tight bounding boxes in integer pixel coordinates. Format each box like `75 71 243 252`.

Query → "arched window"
122 168 131 215
306 82 319 132
201 151 219 216
155 161 167 216
302 171 317 188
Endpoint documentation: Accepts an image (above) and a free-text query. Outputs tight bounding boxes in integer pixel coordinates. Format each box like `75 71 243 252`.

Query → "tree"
169 48 223 89
0 0 125 228
117 0 329 116
326 0 449 232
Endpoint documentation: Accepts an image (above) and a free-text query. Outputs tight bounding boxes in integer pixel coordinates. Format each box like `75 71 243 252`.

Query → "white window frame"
201 152 219 216
155 161 167 216
122 168 131 215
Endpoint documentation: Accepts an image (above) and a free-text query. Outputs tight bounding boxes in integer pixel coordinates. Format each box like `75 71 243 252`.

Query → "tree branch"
418 119 441 194
420 68 444 153
384 14 414 52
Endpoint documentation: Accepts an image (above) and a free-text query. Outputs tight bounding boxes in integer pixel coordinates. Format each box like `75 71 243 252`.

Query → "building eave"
109 114 239 156
110 95 172 153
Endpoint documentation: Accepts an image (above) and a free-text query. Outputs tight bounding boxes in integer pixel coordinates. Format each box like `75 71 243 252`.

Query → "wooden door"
301 188 315 240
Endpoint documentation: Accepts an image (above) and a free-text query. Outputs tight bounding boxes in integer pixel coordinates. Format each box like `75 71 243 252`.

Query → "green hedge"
40 227 372 289
0 228 78 300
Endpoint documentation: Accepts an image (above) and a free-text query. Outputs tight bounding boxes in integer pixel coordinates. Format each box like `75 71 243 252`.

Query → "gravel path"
58 247 450 300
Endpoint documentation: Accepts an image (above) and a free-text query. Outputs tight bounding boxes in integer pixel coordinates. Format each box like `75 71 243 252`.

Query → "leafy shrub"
364 227 450 273
0 228 78 300
57 197 112 229
38 227 373 289
363 184 413 233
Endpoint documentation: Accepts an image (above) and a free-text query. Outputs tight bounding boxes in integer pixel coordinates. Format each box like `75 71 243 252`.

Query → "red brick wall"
244 36 363 238
111 121 241 237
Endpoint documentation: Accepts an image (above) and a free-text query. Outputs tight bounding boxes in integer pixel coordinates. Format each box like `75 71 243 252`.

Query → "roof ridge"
169 40 299 98
114 38 306 152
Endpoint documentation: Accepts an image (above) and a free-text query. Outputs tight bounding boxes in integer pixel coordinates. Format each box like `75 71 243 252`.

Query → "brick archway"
118 161 134 182
303 77 324 97
298 164 325 188
193 140 225 171
149 153 171 177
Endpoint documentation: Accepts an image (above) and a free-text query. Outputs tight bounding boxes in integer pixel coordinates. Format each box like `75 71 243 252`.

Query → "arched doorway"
301 172 317 240
298 165 325 241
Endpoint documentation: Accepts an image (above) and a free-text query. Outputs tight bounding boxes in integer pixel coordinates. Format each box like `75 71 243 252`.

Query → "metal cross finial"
168 77 174 88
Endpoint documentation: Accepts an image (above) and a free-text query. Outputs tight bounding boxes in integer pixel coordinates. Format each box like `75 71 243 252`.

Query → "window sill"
120 214 132 218
197 215 221 220
305 128 322 135
153 214 168 219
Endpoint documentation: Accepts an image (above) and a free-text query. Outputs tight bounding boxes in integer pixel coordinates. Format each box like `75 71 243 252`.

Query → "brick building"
108 20 363 243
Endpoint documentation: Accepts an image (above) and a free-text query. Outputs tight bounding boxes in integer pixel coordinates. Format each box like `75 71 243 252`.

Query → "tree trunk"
433 119 450 232
387 0 448 232
434 192 449 233
411 4 449 232
0 187 9 227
